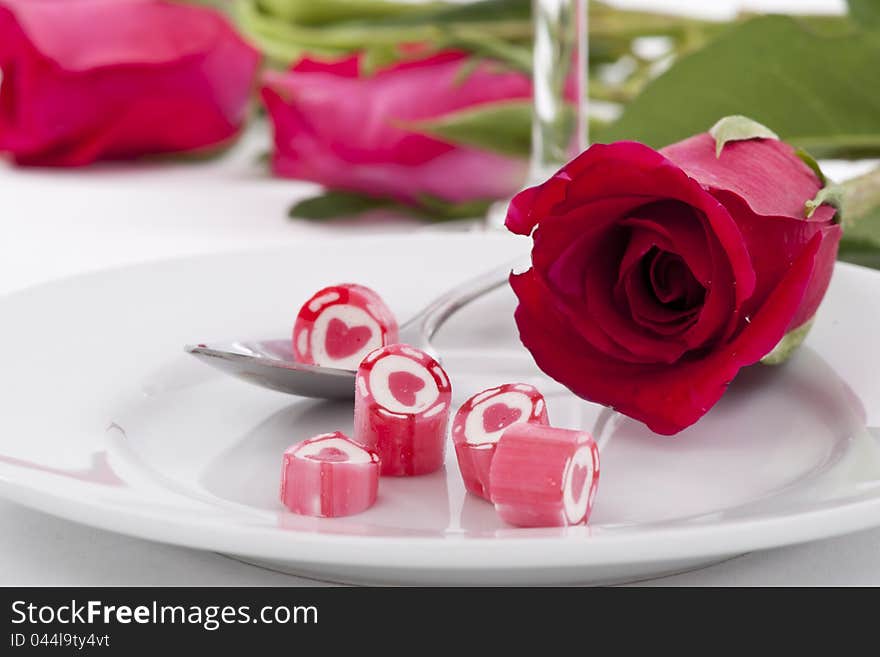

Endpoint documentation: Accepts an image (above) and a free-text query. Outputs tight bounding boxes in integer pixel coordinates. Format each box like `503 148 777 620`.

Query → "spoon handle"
398 256 530 354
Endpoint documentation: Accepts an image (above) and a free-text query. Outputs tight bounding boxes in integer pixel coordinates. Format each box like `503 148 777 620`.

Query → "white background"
1 0 879 586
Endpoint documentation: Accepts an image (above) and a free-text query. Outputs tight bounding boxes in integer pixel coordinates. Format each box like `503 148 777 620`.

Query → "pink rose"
261 50 531 205
0 0 260 166
506 129 841 435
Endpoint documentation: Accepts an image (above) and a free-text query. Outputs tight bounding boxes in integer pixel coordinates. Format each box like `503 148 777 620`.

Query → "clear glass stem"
530 0 589 184
485 0 588 228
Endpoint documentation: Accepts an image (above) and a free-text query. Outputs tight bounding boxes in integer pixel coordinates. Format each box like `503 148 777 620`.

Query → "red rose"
261 50 531 205
506 125 841 435
0 0 260 166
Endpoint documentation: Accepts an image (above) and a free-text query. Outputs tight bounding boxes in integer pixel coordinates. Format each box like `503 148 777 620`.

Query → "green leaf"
360 45 402 75
709 115 779 157
794 148 827 186
848 0 880 28
255 0 441 26
598 15 880 158
838 238 880 269
403 101 533 157
288 190 492 222
375 0 530 27
437 31 532 74
805 184 845 220
452 57 483 86
404 101 608 158
837 166 880 268
289 191 394 220
838 199 880 261
413 194 493 221
235 0 532 65
761 318 815 365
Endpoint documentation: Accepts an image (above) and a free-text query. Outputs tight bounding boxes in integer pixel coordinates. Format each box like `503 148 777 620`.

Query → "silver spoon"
185 257 525 399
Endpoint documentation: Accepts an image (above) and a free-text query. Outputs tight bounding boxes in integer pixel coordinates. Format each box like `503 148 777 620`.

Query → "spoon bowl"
186 339 356 399
186 257 525 399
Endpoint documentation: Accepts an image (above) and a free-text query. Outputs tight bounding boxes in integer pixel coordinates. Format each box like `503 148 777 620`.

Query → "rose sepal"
760 317 815 365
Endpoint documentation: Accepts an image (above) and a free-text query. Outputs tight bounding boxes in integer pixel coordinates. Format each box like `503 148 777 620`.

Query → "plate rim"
2 473 880 570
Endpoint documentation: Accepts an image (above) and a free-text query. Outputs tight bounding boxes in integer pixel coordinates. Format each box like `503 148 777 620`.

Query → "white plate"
1 233 879 585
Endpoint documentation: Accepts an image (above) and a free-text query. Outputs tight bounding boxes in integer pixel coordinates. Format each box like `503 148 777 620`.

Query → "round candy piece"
280 432 380 517
489 424 600 527
452 383 550 500
354 344 451 476
293 283 398 370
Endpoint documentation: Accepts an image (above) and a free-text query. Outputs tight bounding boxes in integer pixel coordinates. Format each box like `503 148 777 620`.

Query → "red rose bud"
452 383 550 500
280 432 380 518
489 424 600 528
506 120 842 435
261 51 530 205
294 283 399 370
0 0 259 166
354 344 451 476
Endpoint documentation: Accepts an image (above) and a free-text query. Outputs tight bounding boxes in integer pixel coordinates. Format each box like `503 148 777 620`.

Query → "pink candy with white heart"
283 284 602 528
293 283 398 369
452 383 549 500
489 423 600 528
354 344 451 476
280 431 380 518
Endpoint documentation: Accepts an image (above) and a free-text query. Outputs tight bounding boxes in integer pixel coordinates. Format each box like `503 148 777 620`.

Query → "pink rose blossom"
0 0 260 166
261 50 531 205
507 134 841 435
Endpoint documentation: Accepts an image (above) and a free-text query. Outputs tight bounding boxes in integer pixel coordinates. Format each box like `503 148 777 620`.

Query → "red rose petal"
520 145 754 358
662 133 833 224
623 268 700 333
714 191 841 330
542 142 757 306
510 234 820 434
586 243 689 362
505 172 572 236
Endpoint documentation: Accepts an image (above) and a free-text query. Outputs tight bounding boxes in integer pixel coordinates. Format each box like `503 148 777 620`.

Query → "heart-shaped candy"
569 462 590 502
388 370 426 407
305 446 351 462
325 317 372 359
482 402 523 434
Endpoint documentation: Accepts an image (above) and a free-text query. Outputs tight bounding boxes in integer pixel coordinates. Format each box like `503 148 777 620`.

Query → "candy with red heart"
489 424 600 527
280 431 380 517
293 283 398 369
354 344 451 476
452 383 550 500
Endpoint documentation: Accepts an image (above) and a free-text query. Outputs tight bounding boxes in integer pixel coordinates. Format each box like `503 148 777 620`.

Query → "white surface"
2 226 880 584
0 128 417 587
1 0 878 584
